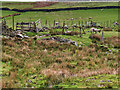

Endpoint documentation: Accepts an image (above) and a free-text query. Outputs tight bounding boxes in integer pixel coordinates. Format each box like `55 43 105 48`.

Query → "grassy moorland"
1 8 118 28
1 2 119 89
0 2 118 9
0 2 35 9
35 2 118 9
1 32 119 88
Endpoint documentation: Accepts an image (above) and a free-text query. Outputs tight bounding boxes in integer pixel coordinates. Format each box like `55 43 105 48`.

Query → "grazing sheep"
89 17 92 19
101 9 104 11
72 24 78 28
114 22 119 25
90 28 101 33
55 22 59 25
64 25 68 29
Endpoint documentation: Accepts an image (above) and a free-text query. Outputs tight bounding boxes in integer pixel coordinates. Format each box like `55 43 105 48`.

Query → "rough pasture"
1 2 119 89
1 9 118 28
1 2 118 9
1 36 119 88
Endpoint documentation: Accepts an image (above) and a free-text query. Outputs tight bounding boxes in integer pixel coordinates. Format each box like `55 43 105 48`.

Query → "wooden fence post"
67 21 69 29
71 20 73 26
4 17 6 24
62 21 65 35
106 21 108 27
45 20 47 27
102 30 104 41
104 22 106 28
81 21 83 27
110 20 111 28
49 21 51 28
53 20 55 27
85 21 87 28
12 15 14 30
79 21 82 37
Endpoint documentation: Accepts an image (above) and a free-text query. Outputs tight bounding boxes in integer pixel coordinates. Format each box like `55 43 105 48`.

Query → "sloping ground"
1 2 56 10
1 2 118 9
1 35 119 88
37 2 118 9
33 2 56 9
1 9 118 28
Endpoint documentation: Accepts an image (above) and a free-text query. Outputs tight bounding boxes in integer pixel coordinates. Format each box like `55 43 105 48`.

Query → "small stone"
107 80 111 82
24 35 29 38
105 52 107 54
44 49 47 53
27 80 31 83
98 84 104 87
75 42 77 46
100 80 104 82
16 34 24 38
109 50 112 53
79 45 81 47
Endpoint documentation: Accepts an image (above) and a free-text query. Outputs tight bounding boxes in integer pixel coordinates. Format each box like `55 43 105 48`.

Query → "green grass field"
1 8 118 28
1 2 118 9
0 2 35 9
36 2 118 9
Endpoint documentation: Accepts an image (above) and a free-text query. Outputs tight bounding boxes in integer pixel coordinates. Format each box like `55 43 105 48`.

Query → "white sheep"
90 28 101 33
55 22 59 25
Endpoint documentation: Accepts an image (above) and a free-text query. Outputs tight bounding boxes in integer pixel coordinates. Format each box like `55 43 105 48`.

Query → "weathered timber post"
12 15 14 30
21 22 24 32
85 21 87 28
29 17 31 31
32 22 36 32
90 21 92 27
101 22 103 28
67 21 69 29
102 30 104 41
110 20 111 28
49 21 51 28
106 21 108 27
62 21 65 35
53 20 55 27
3 17 6 24
73 25 74 31
71 20 73 26
81 21 84 27
79 21 82 37
45 20 47 27
104 22 106 28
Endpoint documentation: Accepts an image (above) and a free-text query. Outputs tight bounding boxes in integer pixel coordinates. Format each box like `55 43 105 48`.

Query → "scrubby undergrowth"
1 36 119 88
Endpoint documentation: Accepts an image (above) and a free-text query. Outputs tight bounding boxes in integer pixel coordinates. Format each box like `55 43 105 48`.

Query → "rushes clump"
2 36 118 88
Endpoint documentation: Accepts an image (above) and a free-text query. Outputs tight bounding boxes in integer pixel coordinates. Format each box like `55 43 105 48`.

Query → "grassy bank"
1 2 118 9
1 34 119 88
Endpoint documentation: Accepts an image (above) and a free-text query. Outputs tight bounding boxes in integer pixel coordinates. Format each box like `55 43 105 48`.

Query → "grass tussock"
2 36 119 88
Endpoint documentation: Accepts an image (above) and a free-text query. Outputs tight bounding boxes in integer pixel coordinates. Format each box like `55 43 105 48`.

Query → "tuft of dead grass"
89 34 101 41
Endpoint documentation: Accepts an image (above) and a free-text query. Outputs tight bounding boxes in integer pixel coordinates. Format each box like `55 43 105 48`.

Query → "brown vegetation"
2 37 118 88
